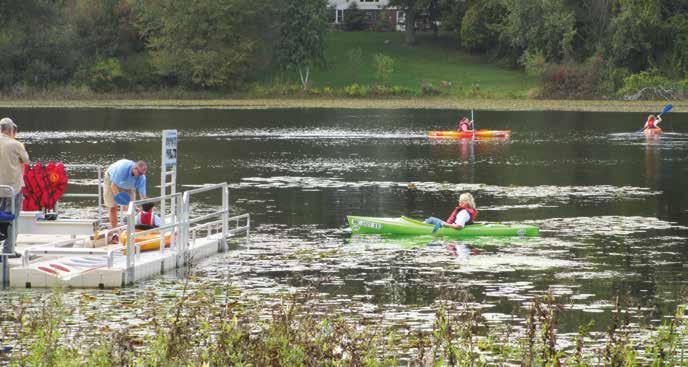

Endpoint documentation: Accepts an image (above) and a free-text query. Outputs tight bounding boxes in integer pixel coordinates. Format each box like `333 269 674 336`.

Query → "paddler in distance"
456 117 474 132
424 192 478 233
643 114 662 131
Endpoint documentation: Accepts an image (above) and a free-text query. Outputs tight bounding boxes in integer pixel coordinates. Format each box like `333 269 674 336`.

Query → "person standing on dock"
0 118 30 257
104 159 148 229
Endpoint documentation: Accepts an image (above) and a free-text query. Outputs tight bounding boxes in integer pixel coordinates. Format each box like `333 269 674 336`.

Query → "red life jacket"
646 118 656 128
139 211 154 226
446 204 478 225
21 161 69 211
43 161 68 210
22 162 44 211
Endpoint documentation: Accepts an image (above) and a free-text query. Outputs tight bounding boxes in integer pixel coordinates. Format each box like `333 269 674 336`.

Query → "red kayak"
428 130 511 139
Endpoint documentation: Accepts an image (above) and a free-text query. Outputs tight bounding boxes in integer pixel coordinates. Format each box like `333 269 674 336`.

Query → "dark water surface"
2 107 688 334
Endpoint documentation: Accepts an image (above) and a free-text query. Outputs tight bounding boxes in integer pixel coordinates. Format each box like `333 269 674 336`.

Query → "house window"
336 9 343 23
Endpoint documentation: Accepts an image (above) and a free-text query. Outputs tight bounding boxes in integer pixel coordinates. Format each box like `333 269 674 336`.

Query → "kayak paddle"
471 109 475 140
637 104 673 133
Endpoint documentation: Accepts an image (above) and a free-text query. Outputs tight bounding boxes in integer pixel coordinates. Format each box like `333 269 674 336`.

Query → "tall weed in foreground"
3 283 688 366
645 305 688 366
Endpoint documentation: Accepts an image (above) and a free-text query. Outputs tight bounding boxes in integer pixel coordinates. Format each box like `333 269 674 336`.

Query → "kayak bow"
644 127 662 136
347 216 539 237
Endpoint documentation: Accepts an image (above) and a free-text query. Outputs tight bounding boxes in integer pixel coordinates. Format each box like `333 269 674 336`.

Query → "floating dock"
1 130 250 288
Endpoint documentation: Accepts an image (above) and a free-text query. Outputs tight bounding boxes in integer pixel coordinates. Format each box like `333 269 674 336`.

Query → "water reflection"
644 133 661 186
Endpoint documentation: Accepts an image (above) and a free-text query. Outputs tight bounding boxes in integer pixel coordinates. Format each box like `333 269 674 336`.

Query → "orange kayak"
644 128 662 135
428 130 511 138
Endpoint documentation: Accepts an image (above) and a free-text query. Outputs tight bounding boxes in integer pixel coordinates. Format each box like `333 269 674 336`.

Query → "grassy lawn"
267 31 538 98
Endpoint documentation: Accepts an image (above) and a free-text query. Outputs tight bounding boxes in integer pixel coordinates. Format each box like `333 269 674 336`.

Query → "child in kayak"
643 114 662 130
456 117 473 132
424 192 478 233
135 202 162 230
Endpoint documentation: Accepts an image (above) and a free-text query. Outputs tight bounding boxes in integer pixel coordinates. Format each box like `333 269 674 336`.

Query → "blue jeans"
424 217 444 233
0 193 22 254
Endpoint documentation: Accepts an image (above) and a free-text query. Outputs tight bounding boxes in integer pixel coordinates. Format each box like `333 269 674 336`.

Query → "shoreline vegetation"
0 97 684 112
1 281 686 366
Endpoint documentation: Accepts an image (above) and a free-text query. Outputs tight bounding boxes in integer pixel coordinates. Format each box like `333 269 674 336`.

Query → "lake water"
2 107 688 335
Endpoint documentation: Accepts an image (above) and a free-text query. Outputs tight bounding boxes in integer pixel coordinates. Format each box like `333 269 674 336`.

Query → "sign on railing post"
161 130 178 227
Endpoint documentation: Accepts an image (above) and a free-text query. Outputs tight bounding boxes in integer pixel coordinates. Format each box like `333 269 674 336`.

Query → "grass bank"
0 97 685 112
259 31 537 99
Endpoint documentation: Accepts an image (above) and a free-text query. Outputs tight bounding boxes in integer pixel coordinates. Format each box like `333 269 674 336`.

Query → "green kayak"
347 216 539 237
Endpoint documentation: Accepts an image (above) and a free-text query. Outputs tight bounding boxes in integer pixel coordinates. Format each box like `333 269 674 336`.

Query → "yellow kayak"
121 230 172 253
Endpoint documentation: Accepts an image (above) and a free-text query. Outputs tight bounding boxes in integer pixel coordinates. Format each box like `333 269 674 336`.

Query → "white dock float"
4 183 250 289
9 234 231 288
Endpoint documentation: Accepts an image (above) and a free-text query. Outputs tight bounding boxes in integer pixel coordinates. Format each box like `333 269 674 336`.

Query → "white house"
328 0 405 31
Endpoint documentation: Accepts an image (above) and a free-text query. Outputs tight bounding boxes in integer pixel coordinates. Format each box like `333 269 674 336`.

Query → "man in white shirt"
0 118 30 257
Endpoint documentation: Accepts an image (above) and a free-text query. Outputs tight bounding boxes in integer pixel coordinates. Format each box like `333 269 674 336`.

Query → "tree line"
431 0 688 98
0 0 326 93
1 0 687 98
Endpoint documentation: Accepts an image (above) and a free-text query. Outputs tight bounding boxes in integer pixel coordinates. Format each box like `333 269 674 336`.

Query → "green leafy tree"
131 0 277 90
343 2 367 31
502 0 577 63
276 0 328 89
0 0 78 88
71 0 141 58
668 14 688 77
437 0 468 34
388 0 423 45
606 0 664 73
564 0 615 59
460 0 505 52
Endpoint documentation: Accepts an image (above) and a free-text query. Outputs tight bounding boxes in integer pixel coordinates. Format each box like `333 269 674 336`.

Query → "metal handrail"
1 185 16 288
22 248 115 268
61 164 104 225
181 183 229 251
125 192 183 277
14 181 248 287
0 185 17 253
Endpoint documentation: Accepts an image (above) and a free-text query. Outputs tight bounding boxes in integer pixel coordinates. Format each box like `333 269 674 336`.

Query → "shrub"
390 85 413 95
373 53 394 84
250 83 303 96
343 3 367 31
372 10 395 32
369 85 413 96
540 56 619 99
527 87 542 99
420 82 442 96
121 53 161 89
343 83 369 97
541 64 591 99
521 50 547 77
86 58 125 92
616 69 687 100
